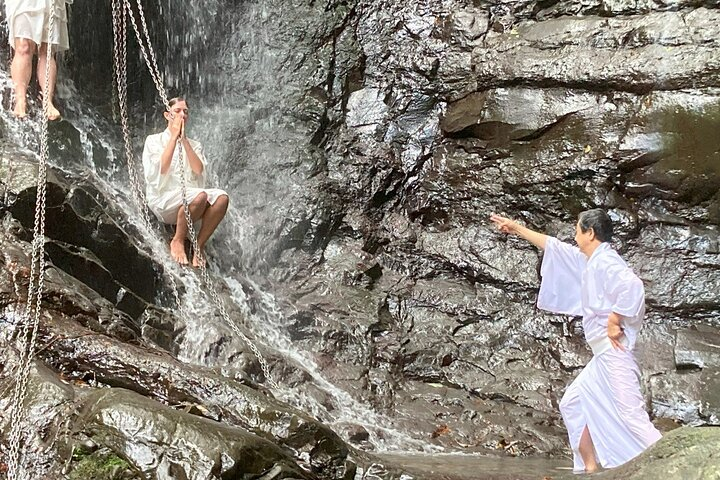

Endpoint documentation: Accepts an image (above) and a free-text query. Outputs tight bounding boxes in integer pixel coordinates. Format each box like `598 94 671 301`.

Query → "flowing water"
1 0 443 456
163 0 445 454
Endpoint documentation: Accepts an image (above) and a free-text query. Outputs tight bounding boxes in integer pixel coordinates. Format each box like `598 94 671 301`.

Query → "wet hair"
578 209 613 242
166 97 187 110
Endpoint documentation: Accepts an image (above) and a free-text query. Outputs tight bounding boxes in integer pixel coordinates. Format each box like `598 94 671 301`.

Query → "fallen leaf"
431 425 450 438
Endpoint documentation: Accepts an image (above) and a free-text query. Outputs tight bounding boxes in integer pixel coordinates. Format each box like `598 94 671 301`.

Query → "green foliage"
68 446 134 480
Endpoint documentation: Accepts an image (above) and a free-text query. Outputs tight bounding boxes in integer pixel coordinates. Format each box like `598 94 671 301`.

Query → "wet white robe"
142 129 227 224
538 237 661 472
5 0 72 51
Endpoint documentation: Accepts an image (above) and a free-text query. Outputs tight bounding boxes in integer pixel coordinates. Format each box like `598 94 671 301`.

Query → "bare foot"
192 251 206 269
46 103 61 121
13 98 27 119
170 239 189 265
585 465 599 474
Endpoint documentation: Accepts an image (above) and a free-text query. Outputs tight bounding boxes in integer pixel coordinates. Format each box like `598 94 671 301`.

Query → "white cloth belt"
588 335 629 357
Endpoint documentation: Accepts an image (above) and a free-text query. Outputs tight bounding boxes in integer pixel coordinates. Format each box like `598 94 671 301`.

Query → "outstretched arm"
490 214 548 250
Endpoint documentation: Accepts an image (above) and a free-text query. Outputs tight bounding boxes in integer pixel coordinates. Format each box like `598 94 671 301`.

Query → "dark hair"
578 209 613 242
167 97 187 110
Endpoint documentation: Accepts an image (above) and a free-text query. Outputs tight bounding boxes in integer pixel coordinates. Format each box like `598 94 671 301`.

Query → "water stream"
1 0 441 456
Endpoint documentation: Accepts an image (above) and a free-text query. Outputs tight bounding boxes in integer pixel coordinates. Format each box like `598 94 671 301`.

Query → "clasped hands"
169 114 186 141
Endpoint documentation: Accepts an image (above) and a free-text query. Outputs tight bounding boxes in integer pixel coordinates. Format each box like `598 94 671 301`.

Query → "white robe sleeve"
142 135 166 193
605 264 645 319
537 236 586 316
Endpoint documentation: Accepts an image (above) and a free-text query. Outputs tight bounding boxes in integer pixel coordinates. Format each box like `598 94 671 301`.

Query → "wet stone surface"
1 0 720 479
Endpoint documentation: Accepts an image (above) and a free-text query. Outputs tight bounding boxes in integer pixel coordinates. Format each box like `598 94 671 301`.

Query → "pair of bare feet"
170 238 206 268
13 97 61 120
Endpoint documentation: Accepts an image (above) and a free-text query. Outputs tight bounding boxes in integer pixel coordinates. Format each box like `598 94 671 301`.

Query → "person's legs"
10 38 36 118
579 425 599 473
171 192 209 265
37 43 61 120
193 194 229 267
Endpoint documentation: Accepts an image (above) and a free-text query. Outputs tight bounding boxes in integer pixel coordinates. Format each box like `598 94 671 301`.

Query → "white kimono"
538 237 661 472
5 0 72 51
142 130 227 224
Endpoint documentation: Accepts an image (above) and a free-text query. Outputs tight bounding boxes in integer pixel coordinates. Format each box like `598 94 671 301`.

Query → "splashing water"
0 0 441 455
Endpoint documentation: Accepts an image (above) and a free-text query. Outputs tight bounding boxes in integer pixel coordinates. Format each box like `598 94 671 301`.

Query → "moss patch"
68 446 135 480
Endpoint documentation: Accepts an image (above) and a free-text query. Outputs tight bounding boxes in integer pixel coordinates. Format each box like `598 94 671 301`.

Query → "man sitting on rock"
142 97 229 267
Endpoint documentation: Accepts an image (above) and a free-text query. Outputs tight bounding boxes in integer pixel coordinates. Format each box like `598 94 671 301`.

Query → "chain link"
6 8 56 480
124 0 168 109
112 0 187 319
116 0 277 388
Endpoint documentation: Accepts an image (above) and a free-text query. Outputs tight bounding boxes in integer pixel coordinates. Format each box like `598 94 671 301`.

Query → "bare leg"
579 425 599 473
10 39 36 118
171 193 209 265
37 43 61 120
193 194 229 267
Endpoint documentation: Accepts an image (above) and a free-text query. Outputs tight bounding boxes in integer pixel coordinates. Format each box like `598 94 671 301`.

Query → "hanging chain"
177 145 278 388
116 0 277 388
112 0 186 317
124 0 168 108
5 8 57 480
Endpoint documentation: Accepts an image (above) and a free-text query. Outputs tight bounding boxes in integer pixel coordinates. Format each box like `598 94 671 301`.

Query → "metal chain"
132 0 168 107
116 0 277 387
111 0 186 317
124 0 168 108
6 7 56 480
177 145 278 388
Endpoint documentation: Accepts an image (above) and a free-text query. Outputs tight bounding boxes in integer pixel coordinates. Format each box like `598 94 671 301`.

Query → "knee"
38 43 54 57
14 39 35 57
217 194 229 210
192 192 208 206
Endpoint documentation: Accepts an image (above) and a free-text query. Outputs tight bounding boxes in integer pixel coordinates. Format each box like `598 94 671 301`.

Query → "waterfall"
1 0 439 455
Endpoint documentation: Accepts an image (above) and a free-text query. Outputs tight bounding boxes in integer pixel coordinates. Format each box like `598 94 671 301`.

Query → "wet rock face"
78 389 313 480
2 0 720 477
4 157 165 320
258 0 720 455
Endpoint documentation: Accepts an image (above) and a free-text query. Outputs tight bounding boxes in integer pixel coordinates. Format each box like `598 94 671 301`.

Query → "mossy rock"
68 447 139 480
597 426 720 480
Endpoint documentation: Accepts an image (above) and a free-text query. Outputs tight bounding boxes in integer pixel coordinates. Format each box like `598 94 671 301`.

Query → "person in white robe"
142 97 229 267
490 209 661 473
5 0 72 119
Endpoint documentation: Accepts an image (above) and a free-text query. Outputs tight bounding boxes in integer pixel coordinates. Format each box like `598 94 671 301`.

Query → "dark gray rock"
675 325 720 369
0 359 76 478
4 157 167 320
77 388 312 480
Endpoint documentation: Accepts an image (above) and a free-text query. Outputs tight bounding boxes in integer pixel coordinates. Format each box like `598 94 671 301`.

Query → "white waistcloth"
6 0 72 50
587 334 629 357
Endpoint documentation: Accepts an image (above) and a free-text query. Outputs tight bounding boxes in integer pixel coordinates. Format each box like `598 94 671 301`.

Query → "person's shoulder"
145 131 164 141
599 246 639 276
143 131 165 146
